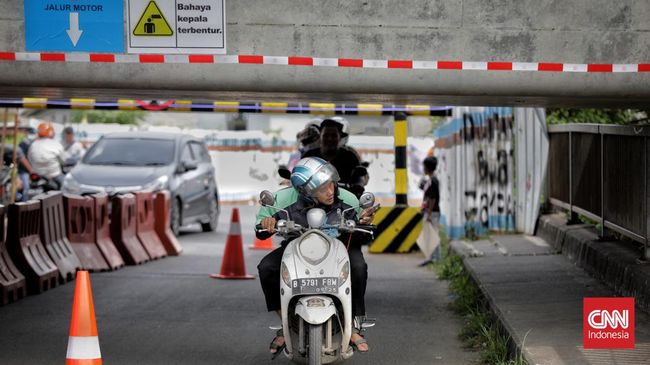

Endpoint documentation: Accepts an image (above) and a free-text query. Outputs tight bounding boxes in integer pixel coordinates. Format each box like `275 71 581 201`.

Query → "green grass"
431 248 528 365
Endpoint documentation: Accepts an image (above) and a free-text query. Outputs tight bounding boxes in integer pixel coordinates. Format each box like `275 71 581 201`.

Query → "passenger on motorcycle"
27 122 66 189
302 119 362 188
256 157 375 355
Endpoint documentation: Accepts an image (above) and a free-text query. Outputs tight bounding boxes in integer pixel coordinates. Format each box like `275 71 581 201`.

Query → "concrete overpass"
1 0 649 106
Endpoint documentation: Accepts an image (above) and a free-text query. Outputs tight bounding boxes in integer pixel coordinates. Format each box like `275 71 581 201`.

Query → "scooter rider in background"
61 126 86 174
287 118 322 170
257 157 376 356
2 142 36 201
28 122 66 189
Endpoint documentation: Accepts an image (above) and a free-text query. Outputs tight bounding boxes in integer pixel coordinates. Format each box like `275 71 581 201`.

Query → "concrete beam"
1 0 650 106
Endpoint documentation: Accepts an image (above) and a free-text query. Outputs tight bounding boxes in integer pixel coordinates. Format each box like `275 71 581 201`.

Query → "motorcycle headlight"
298 232 330 266
63 174 81 194
143 175 169 192
339 261 350 287
281 262 291 287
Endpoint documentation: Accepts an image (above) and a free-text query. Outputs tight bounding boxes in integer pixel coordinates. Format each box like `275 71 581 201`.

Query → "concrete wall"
1 1 650 105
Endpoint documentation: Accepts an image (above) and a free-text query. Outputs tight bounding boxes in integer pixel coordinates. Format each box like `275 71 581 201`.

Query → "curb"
449 243 531 363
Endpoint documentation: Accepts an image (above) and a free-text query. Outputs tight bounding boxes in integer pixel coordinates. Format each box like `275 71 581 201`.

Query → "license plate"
291 277 338 295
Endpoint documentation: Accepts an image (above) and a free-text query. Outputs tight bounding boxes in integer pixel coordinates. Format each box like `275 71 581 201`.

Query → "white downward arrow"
66 12 83 47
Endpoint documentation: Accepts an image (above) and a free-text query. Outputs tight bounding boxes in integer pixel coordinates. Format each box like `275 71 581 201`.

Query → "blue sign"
24 0 124 52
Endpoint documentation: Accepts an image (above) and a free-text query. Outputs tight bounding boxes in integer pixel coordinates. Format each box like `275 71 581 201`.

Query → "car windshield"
83 138 175 166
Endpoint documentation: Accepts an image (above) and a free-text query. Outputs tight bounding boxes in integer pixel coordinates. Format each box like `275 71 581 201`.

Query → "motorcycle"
0 165 13 204
256 190 377 365
27 173 59 200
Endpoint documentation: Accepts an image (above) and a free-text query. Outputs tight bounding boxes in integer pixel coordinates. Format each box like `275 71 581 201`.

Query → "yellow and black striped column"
394 112 408 205
369 112 424 253
369 206 423 253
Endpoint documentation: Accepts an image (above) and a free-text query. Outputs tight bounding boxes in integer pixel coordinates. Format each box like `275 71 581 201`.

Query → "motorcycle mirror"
358 192 375 209
259 190 276 206
278 166 291 180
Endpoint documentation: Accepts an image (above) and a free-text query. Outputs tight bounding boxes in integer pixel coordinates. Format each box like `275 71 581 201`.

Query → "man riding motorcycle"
28 122 66 189
256 157 376 356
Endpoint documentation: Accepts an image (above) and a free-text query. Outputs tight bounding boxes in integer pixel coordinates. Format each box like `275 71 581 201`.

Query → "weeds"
434 251 528 365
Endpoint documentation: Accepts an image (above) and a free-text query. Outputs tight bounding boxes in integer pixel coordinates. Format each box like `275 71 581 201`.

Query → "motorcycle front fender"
294 296 337 325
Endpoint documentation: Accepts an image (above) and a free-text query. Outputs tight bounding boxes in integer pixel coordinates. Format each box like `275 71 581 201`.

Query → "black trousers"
258 243 368 317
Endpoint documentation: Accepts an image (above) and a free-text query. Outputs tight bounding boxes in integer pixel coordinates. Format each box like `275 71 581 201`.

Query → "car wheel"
201 194 219 232
171 198 182 236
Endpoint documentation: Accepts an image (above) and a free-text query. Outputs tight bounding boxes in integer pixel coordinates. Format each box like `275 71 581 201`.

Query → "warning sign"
133 1 173 36
127 0 226 54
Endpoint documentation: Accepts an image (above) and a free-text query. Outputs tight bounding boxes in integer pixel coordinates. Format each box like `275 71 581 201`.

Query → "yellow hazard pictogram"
133 1 173 36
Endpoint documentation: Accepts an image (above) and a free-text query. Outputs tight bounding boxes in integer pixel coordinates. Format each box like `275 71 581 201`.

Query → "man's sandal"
350 329 369 353
269 328 286 359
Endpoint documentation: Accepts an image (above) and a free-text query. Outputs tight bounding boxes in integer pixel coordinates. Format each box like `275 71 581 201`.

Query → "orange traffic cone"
210 208 255 280
66 271 102 365
249 235 274 250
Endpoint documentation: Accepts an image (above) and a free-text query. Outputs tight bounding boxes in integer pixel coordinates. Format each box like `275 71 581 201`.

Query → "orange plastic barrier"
38 192 82 283
92 193 125 270
0 205 27 305
153 191 183 256
6 201 59 294
135 192 167 260
63 194 110 271
110 194 149 265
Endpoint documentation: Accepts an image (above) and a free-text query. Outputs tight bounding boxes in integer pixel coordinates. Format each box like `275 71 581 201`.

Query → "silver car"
63 132 220 235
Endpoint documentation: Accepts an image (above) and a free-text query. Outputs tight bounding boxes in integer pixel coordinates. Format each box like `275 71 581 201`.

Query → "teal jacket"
255 187 361 224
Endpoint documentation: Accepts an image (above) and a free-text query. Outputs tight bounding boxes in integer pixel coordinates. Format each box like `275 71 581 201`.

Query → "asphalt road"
0 205 477 365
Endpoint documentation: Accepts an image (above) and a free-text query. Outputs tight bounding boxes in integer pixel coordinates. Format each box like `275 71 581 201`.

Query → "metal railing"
548 123 650 260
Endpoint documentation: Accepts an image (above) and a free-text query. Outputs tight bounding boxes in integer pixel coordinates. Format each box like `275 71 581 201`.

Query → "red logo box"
583 297 635 349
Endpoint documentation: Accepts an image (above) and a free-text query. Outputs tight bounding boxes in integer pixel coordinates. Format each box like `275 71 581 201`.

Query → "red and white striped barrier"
0 51 648 73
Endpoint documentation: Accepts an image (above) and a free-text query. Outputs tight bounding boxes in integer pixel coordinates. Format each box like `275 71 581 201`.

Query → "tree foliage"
546 108 649 125
71 110 145 125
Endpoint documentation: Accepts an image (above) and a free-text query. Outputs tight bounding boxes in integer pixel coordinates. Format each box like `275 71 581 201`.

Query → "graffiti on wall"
433 107 516 239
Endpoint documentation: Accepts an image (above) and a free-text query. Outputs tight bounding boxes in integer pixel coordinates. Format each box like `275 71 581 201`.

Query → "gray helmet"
290 157 340 198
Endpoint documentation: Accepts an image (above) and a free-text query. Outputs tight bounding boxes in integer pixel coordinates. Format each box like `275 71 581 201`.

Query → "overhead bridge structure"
0 0 649 106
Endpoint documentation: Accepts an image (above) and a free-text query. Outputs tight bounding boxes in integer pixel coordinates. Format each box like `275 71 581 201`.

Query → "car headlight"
339 261 350 287
281 262 291 287
63 174 81 194
298 232 330 266
143 175 169 192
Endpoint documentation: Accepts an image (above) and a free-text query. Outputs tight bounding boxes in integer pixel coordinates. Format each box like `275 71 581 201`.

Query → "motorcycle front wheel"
308 323 322 365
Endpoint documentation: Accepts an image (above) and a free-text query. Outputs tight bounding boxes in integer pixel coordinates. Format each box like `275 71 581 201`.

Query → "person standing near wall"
418 156 441 266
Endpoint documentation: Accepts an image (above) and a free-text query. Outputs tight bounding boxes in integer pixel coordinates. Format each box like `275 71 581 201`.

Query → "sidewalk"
451 234 650 365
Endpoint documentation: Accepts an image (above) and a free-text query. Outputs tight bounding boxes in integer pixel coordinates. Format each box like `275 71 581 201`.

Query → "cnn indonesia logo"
583 297 635 349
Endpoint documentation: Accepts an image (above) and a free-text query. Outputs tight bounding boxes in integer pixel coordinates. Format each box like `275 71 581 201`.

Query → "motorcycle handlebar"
255 222 304 234
255 224 270 233
355 224 377 231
